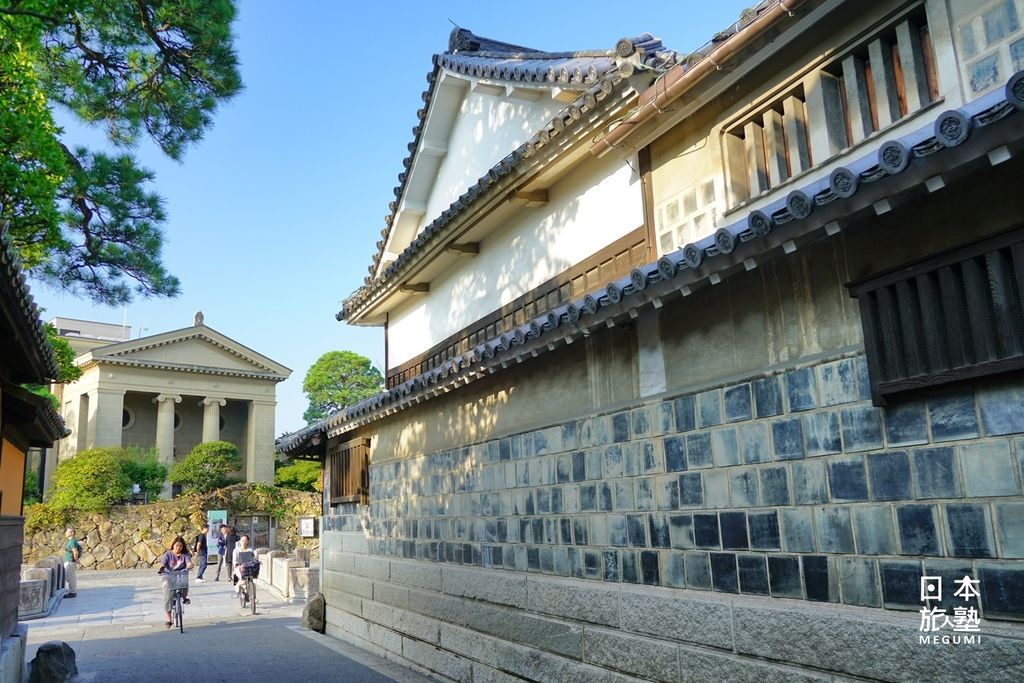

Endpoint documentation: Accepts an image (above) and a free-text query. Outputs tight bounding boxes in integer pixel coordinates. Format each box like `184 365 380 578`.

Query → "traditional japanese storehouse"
282 1 1024 678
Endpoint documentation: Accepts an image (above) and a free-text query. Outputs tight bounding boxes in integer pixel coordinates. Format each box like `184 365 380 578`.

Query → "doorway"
233 514 273 549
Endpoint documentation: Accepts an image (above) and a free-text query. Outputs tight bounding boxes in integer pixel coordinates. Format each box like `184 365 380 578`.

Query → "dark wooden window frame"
848 226 1024 405
328 437 370 505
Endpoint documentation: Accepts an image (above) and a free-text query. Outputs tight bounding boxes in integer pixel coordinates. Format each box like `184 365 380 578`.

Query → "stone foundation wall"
320 351 1024 680
22 485 319 569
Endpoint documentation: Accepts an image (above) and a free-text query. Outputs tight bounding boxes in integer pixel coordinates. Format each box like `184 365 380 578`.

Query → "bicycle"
237 559 259 615
161 568 189 633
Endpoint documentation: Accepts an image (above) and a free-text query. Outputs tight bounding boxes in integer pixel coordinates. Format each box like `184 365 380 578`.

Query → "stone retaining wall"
22 485 319 569
321 529 1024 682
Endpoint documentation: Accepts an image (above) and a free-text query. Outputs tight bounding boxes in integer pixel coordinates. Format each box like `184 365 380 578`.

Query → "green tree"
119 447 167 500
49 447 133 511
24 467 41 505
169 440 242 494
274 459 322 492
0 1 242 304
302 350 383 424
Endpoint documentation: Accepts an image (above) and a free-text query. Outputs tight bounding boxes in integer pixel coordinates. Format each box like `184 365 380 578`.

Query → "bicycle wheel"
238 581 246 608
249 578 256 615
175 593 184 633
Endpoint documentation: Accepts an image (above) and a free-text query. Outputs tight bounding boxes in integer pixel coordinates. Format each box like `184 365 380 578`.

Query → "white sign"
299 517 316 538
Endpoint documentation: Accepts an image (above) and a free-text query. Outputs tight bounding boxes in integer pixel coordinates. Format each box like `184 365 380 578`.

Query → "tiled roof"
0 224 59 382
276 71 1024 451
340 28 685 322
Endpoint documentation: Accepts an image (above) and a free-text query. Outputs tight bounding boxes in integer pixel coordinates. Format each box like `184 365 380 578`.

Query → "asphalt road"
24 570 431 683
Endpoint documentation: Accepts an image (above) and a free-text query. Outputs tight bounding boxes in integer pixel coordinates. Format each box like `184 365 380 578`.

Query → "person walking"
63 528 81 598
193 523 209 582
214 524 238 581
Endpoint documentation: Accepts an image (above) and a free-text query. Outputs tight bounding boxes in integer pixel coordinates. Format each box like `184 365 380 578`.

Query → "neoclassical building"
52 314 290 495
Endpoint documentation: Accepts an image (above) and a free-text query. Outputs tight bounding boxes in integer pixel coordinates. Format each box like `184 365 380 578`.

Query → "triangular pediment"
82 325 291 379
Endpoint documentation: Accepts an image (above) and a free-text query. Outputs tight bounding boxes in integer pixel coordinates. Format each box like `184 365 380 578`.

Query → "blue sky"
32 0 754 435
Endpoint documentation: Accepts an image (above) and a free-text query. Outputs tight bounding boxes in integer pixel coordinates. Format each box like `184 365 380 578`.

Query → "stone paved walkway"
24 570 432 682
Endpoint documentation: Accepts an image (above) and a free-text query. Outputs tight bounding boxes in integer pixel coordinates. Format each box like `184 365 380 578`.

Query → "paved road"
24 570 431 683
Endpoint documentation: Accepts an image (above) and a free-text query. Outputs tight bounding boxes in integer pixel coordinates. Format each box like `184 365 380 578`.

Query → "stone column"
246 400 277 485
201 397 226 442
92 388 126 448
154 394 181 498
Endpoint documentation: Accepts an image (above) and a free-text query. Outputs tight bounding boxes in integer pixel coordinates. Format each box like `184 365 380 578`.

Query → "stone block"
771 418 804 460
759 466 790 505
26 641 77 683
928 390 979 441
403 637 473 682
441 566 528 608
913 447 961 499
627 514 647 547
703 470 730 509
840 404 883 452
664 436 686 472
649 514 671 548
693 513 720 549
725 384 753 422
995 501 1024 558
945 504 995 558
734 596 1024 681
853 504 897 555
368 621 403 655
754 376 784 418
720 512 749 550
19 579 48 617
674 395 696 433
583 627 679 682
739 423 770 464
802 412 841 457
896 504 941 556
828 456 869 502
373 581 410 610
677 645 830 683
800 555 836 602
960 442 1018 497
324 570 373 599
679 472 703 507
814 506 854 554
611 411 630 443
526 575 620 627
767 555 802 598
712 427 740 467
791 459 828 505
668 514 693 550
697 390 723 428
977 382 1024 436
785 368 818 412
838 557 881 608
867 450 911 501
619 584 734 649
922 559 978 612
780 508 816 553
883 400 928 447
817 358 858 407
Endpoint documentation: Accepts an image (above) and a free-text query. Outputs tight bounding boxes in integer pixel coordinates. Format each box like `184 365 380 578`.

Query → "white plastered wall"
389 154 642 367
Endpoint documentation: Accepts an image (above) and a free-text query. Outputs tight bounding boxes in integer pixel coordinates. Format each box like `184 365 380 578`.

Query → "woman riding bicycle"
231 534 253 596
159 536 194 628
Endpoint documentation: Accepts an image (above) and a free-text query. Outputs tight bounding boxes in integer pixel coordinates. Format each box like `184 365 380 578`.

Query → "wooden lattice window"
849 227 1024 405
328 437 370 505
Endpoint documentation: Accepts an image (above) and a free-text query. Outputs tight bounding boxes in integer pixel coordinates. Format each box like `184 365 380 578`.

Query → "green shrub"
274 459 322 492
119 447 167 500
49 447 133 511
169 441 242 494
24 468 41 504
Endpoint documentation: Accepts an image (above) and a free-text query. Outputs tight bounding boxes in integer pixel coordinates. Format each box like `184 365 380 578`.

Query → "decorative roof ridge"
350 28 686 316
276 72 1024 450
0 222 59 381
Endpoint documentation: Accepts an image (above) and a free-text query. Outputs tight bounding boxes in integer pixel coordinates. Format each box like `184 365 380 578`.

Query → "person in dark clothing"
215 525 239 581
193 524 209 582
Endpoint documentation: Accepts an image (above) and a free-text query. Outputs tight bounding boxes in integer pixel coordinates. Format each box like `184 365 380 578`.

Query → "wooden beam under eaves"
514 189 548 207
400 282 430 294
447 242 479 255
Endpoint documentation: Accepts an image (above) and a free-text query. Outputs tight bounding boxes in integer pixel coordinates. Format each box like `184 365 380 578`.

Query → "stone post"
154 394 181 498
201 397 226 442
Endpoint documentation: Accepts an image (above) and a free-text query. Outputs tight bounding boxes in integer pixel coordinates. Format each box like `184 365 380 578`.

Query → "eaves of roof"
340 28 687 323
278 72 1024 446
5 383 68 446
80 356 289 382
0 225 59 383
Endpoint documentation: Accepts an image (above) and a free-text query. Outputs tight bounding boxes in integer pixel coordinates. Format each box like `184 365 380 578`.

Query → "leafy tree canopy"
47 446 167 510
274 458 321 493
0 0 242 304
168 440 241 493
302 350 383 424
